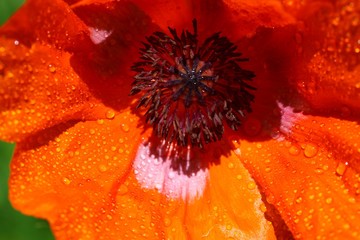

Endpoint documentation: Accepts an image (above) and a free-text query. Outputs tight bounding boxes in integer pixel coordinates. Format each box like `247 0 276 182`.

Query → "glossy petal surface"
237 115 360 239
1 0 360 239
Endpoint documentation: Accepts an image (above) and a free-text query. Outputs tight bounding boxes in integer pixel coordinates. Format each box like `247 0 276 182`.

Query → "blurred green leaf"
1 0 55 239
0 0 25 25
0 142 55 240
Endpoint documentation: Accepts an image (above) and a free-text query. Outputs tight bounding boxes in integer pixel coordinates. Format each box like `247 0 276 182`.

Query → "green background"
1 0 54 239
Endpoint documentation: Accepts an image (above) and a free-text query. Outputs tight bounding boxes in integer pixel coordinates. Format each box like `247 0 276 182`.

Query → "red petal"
1 0 91 51
292 1 360 116
131 0 193 31
0 39 117 142
222 0 295 38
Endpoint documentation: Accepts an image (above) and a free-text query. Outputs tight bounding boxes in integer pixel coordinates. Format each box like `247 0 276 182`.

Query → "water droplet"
247 182 256 190
295 197 303 204
325 197 333 204
289 145 300 155
227 162 234 169
296 210 303 216
48 64 56 73
304 143 318 158
260 203 267 212
63 177 71 185
106 110 115 119
121 123 129 132
97 119 104 125
98 164 107 172
336 162 348 176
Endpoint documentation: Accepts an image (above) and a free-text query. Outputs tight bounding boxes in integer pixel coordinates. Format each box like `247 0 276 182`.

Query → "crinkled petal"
293 1 360 117
1 0 91 51
65 0 159 110
236 115 360 239
0 39 114 142
298 53 360 117
222 0 295 38
9 110 150 239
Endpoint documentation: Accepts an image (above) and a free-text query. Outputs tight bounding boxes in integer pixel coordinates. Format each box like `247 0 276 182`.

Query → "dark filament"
131 19 255 148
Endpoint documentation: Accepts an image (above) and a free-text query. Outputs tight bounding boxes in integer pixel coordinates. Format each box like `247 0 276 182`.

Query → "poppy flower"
1 0 360 239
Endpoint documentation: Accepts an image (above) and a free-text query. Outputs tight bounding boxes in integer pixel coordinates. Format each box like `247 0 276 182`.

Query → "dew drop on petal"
314 168 324 174
336 162 348 176
325 197 333 204
98 164 108 172
264 167 272 173
48 64 56 73
63 177 71 185
106 110 115 119
260 203 267 213
289 145 300 155
303 143 318 158
247 182 256 190
121 123 130 132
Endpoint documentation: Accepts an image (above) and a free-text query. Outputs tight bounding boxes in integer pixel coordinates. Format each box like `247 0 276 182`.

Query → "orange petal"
9 110 152 239
183 149 276 239
236 115 360 239
130 139 277 239
0 39 116 142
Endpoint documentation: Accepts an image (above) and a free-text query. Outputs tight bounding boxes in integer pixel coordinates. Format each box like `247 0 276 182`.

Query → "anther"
131 19 255 148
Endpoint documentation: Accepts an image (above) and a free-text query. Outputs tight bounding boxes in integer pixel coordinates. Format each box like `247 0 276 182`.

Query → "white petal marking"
133 141 208 201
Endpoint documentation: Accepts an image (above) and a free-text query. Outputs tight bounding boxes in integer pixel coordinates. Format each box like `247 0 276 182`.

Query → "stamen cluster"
131 20 255 148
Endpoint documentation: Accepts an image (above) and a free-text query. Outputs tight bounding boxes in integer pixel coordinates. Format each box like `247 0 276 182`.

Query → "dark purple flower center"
131 20 255 148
